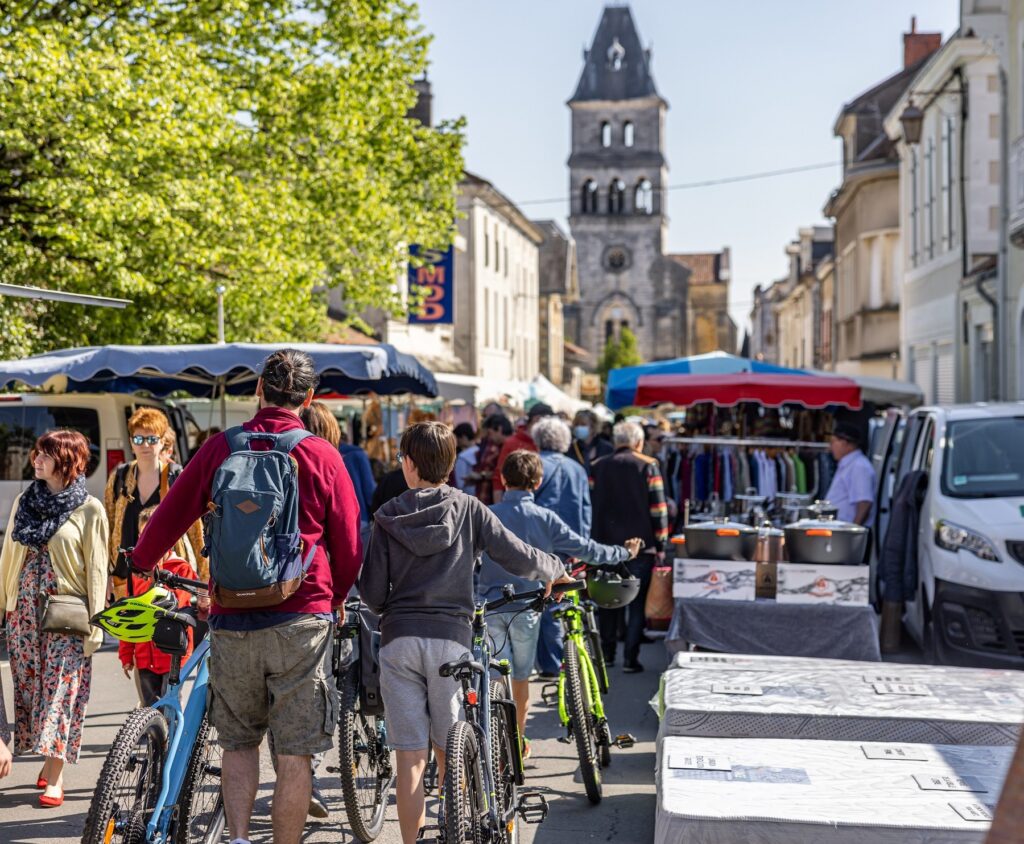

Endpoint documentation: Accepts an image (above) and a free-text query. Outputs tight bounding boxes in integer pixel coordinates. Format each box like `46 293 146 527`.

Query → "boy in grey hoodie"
359 422 568 844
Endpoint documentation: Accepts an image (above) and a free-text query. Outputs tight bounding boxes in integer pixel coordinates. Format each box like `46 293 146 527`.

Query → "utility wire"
505 160 841 209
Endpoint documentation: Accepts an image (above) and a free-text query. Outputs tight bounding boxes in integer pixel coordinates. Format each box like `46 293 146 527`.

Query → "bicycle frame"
144 637 212 843
455 603 525 835
554 592 605 728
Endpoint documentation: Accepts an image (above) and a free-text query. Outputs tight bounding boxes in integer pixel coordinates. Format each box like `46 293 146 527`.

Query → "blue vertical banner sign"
408 244 454 324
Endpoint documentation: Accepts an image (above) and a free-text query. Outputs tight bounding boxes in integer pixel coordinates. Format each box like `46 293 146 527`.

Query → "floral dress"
7 546 92 763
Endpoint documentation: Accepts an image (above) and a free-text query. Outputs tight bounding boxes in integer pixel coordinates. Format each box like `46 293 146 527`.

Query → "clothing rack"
666 436 831 451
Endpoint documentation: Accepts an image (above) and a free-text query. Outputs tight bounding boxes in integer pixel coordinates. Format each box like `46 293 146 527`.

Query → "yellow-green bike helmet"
91 586 178 643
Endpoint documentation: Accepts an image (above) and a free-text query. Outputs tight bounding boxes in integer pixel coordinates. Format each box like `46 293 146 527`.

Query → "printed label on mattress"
872 682 932 696
860 744 932 762
862 673 909 684
711 683 764 696
984 691 1022 708
667 752 732 772
913 773 987 793
948 801 995 822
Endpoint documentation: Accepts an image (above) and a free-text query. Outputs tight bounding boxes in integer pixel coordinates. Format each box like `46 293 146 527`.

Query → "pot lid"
784 517 867 534
757 521 784 537
685 517 756 536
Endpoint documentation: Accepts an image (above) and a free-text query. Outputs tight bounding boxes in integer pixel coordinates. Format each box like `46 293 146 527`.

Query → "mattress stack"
653 653 1024 843
656 737 1013 844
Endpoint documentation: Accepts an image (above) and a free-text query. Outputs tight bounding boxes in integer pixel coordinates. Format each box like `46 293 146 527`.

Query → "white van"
0 393 198 537
873 403 1024 668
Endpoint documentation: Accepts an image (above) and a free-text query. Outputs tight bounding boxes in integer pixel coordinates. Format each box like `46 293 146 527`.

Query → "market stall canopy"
605 352 807 410
528 374 591 415
0 343 437 398
806 368 923 407
634 372 862 410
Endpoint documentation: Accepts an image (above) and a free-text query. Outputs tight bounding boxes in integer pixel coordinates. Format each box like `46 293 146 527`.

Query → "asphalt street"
0 635 665 844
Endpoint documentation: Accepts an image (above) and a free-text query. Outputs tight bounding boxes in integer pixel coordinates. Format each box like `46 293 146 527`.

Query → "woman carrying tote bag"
0 430 109 807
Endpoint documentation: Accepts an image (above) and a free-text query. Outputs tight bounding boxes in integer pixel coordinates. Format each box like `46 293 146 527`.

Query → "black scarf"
12 476 89 549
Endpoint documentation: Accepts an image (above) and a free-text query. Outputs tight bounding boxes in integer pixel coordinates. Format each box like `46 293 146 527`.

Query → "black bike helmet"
586 567 641 609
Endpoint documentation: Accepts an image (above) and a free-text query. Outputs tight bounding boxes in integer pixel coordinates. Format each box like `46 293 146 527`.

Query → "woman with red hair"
0 430 109 807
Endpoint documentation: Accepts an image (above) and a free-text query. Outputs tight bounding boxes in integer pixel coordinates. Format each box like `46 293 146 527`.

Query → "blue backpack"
205 427 317 608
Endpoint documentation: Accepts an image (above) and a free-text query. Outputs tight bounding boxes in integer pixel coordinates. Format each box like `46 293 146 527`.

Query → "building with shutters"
883 3 1007 404
825 19 941 381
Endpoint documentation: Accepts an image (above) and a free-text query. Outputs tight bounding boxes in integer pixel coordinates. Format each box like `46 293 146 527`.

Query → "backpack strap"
274 429 314 454
224 426 251 454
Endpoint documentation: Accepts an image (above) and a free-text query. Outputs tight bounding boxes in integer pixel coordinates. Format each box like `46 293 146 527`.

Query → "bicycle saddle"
439 655 484 678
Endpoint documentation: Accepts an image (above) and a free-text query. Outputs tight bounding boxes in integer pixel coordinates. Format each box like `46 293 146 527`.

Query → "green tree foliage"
0 1 464 358
597 326 643 383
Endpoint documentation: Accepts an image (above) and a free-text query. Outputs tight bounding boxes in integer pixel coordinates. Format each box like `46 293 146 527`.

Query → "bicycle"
82 555 224 844
421 580 584 844
330 598 395 842
540 565 635 804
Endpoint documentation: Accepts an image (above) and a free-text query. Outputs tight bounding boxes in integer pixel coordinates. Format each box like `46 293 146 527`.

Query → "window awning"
634 372 862 410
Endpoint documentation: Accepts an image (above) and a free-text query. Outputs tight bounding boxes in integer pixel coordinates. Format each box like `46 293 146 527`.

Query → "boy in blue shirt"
478 449 642 756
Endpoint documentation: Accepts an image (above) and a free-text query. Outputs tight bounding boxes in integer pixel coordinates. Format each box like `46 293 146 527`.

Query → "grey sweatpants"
378 636 466 751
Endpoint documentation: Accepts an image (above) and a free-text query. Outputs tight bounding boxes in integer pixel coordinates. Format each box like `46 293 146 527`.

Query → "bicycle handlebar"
484 579 584 613
153 567 209 594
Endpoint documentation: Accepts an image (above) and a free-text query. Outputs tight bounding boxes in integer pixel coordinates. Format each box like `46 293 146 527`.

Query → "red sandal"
39 787 64 808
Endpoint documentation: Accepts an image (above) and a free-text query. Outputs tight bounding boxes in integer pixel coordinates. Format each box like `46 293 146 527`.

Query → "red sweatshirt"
133 406 363 620
119 556 197 674
492 426 537 493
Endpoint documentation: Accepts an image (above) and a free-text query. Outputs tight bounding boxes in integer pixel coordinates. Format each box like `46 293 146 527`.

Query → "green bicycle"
543 565 636 804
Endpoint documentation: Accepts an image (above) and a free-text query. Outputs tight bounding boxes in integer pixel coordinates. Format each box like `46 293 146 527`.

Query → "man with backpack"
133 349 362 844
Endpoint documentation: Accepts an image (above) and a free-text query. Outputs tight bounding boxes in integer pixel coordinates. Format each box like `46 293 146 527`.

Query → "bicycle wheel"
338 666 393 842
443 720 484 844
82 707 167 844
489 681 518 844
175 717 226 844
564 643 602 804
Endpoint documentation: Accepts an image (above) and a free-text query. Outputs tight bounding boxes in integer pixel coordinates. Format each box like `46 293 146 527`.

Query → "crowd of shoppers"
0 347 669 844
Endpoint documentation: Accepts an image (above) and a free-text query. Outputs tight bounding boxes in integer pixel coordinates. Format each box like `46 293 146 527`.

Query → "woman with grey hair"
613 420 645 449
532 415 594 675
531 416 572 454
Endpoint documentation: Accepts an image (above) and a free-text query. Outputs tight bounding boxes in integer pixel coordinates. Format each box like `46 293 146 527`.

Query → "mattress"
656 656 1024 745
655 737 1011 844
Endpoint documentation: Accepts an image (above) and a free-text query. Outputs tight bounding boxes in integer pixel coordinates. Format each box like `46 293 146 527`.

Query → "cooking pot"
755 522 785 564
784 515 868 565
683 517 758 561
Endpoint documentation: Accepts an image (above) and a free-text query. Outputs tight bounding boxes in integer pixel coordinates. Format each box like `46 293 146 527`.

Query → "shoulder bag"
40 593 92 637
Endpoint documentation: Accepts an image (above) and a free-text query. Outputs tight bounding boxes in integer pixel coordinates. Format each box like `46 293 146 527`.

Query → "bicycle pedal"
613 733 636 749
540 683 558 705
517 790 548 824
415 823 444 842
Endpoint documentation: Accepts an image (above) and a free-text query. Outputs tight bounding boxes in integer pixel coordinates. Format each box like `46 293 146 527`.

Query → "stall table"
666 596 882 662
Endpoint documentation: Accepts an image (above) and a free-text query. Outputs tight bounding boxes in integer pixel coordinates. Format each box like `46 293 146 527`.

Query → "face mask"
574 425 591 441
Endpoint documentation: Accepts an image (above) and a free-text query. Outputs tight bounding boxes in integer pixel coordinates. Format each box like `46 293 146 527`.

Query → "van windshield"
0 405 101 481
942 417 1024 498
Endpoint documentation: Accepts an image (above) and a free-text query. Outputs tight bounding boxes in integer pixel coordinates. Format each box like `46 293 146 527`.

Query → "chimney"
903 16 942 69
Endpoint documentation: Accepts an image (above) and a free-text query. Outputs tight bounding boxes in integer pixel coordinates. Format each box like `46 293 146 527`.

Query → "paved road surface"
1 636 666 843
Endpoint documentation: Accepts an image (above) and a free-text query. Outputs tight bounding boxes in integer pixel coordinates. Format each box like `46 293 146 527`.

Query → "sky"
415 0 960 335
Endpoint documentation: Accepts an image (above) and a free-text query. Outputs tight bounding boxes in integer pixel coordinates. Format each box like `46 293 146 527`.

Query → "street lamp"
899 100 924 145
215 284 226 344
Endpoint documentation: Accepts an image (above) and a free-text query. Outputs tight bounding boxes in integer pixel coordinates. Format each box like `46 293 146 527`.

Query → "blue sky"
415 0 960 333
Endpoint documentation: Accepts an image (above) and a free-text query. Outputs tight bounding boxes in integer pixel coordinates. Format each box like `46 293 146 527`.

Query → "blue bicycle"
82 560 223 844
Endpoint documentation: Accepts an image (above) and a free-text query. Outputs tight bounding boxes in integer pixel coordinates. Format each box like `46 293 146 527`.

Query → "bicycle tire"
564 644 602 804
489 680 518 844
443 719 484 844
82 707 168 844
175 716 227 844
338 666 392 842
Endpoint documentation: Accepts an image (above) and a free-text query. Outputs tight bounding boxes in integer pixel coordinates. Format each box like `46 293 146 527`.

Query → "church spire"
570 5 661 103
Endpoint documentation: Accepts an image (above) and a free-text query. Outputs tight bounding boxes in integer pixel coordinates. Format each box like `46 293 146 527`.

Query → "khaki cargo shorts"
208 616 336 757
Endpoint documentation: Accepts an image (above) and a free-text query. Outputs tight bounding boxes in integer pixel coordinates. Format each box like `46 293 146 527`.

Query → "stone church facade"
566 6 735 364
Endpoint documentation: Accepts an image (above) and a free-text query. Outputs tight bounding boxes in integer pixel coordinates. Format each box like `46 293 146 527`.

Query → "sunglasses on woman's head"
131 435 162 446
